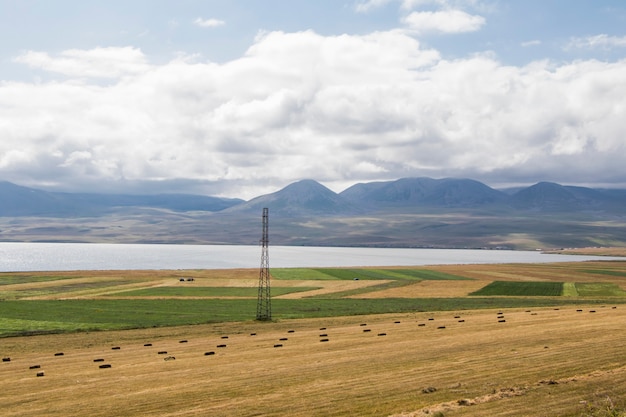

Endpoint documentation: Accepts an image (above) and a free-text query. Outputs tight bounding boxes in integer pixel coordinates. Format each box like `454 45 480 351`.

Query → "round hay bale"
320 339 329 342
2 357 10 362
363 329 371 332
36 372 45 377
319 327 326 330
274 344 283 348
498 319 506 323
319 333 328 337
360 323 367 326
54 352 64 356
377 333 387 336
204 351 215 356
221 336 229 339
111 346 121 350
93 358 105 362
394 321 401 324
158 351 168 355
428 318 434 321
29 365 41 369
179 340 188 343
144 343 152 347
217 344 227 348
590 310 596 313
250 333 257 336
279 338 288 341
287 330 295 333
418 323 426 327
458 319 465 323
437 326 446 329
99 364 112 369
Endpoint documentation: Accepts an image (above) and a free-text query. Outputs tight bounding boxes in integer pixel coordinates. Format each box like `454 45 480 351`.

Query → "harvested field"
2 262 626 415
2 307 626 416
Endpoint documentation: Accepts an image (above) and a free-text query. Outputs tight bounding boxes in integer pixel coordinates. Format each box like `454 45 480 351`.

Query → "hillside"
0 178 625 249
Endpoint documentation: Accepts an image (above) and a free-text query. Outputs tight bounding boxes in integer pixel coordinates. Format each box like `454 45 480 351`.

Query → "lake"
0 242 621 272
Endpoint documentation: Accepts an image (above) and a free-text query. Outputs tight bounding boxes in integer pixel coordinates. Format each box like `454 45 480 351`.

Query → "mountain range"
1 178 625 250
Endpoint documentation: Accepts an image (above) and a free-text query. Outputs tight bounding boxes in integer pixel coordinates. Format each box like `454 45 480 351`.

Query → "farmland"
1 261 626 416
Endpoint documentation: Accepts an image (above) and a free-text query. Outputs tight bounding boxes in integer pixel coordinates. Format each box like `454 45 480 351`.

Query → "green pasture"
113 286 321 297
0 297 621 337
471 281 564 296
271 268 468 281
471 281 626 297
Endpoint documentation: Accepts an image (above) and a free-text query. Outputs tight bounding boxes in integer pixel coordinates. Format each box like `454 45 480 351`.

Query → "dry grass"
2 306 626 416
3 262 626 416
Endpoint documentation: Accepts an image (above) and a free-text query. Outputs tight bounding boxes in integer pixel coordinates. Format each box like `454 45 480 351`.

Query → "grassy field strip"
562 282 578 296
352 280 492 298
1 307 626 416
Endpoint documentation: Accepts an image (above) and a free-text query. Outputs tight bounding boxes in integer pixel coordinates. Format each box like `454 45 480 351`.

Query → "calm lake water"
0 242 621 272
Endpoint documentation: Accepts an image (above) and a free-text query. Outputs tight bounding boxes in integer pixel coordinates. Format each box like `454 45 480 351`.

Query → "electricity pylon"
256 207 271 321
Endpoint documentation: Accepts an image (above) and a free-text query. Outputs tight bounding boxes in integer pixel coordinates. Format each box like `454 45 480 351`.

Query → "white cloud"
566 34 626 50
2 28 626 198
193 17 226 28
13 47 150 79
402 9 485 34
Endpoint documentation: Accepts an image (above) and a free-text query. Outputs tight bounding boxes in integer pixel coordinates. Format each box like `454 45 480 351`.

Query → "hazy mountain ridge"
1 178 625 250
0 181 243 216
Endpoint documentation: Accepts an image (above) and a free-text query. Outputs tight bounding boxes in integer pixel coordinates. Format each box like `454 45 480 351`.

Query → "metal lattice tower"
256 207 272 321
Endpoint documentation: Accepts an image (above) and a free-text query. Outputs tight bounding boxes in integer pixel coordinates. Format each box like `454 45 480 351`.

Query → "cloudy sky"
1 0 625 199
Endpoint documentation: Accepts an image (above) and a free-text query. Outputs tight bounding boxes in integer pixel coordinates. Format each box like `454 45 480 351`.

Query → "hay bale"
287 330 295 333
179 340 188 343
590 310 596 313
363 329 371 333
320 339 329 342
204 351 215 356
418 323 426 327
111 346 121 350
217 344 227 348
498 319 506 323
93 358 105 362
458 320 465 323
454 316 461 319
144 343 153 347
279 338 288 341
164 356 176 361
377 333 387 336
29 365 41 369
360 323 367 326
394 321 401 324
36 372 45 377
54 352 64 356
422 386 437 394
576 309 583 312
274 344 283 348
250 333 257 336
2 357 10 362
158 351 168 355
221 336 229 339
437 326 446 329
319 327 326 330
319 333 328 337
99 364 112 369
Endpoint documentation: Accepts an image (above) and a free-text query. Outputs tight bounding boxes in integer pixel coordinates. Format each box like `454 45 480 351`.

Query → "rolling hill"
1 178 625 249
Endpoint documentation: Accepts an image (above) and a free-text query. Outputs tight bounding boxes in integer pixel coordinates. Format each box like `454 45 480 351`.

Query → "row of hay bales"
1 306 618 378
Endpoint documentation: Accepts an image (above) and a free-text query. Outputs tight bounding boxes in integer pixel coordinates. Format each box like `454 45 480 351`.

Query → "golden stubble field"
2 306 626 416
2 260 626 416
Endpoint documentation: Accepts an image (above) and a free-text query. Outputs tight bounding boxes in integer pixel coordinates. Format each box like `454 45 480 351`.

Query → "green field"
2 262 626 337
470 281 565 296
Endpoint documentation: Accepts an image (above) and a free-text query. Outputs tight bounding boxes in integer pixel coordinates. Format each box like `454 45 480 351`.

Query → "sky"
1 0 626 199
